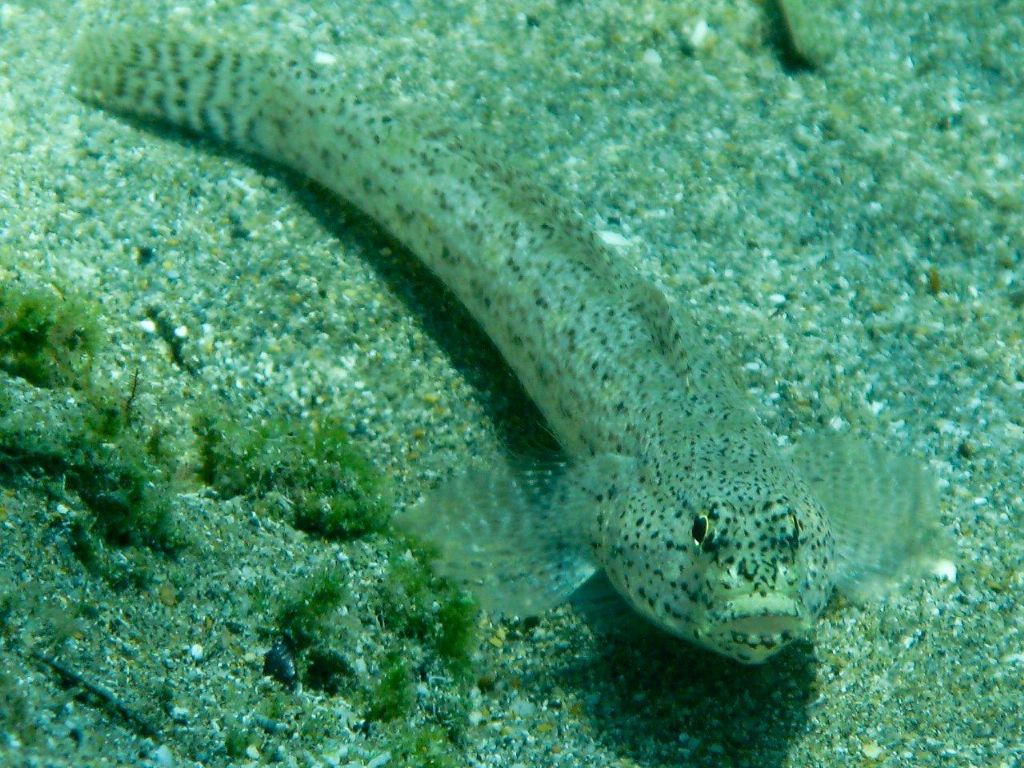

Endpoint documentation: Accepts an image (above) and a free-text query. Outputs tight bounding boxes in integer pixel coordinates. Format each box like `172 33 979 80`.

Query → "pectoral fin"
397 453 634 617
790 433 952 602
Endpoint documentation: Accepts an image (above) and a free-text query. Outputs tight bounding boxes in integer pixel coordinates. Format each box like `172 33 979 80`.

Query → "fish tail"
71 27 276 156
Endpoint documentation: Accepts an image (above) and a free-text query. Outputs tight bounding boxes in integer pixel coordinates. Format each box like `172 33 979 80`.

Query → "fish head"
684 490 835 663
599 471 836 664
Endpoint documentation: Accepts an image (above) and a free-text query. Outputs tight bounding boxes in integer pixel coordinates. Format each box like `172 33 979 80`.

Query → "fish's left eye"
790 511 803 542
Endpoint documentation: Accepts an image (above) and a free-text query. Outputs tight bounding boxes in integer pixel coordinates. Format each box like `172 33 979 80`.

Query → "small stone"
861 740 883 760
775 0 838 67
688 19 712 51
157 582 177 607
151 744 174 767
931 559 957 583
596 230 631 248
487 626 506 648
641 48 662 68
510 696 537 718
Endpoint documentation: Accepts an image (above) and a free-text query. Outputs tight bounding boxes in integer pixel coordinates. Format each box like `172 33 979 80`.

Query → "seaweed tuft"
272 565 354 694
383 723 461 768
0 283 101 389
0 280 183 560
374 548 477 674
275 565 349 652
367 651 414 722
195 409 389 540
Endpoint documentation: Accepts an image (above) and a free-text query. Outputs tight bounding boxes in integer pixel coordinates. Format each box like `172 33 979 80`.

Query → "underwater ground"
1 1 1022 766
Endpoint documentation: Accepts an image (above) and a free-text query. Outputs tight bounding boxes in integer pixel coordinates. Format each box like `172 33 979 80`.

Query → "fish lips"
704 594 812 662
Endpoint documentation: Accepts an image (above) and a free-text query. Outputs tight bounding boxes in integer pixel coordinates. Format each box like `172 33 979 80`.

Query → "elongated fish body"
72 27 946 663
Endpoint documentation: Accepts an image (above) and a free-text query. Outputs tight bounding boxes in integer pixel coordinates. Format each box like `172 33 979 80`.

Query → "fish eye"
691 514 710 546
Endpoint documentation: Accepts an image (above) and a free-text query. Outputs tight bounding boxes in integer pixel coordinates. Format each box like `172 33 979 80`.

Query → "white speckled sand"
1 1 1022 766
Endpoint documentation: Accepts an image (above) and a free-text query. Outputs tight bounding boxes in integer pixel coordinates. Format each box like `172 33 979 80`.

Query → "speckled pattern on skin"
71 25 940 665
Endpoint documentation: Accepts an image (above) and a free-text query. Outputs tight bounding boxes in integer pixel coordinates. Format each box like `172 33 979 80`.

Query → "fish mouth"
704 594 811 662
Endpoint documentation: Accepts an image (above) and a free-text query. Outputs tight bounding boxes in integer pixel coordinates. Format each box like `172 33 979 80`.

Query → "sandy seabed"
1 1 1022 766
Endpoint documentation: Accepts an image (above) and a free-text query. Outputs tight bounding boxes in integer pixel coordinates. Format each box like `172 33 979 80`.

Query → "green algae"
0 667 36 748
369 680 464 767
0 388 182 554
0 282 101 389
264 551 477 761
270 564 368 698
375 548 477 674
194 409 390 540
274 565 349 658
222 721 255 760
0 274 479 764
0 279 183 561
272 550 477 688
367 651 414 722
388 725 461 768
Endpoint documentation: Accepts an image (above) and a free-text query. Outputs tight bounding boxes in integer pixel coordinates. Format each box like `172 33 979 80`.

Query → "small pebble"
688 19 711 51
157 582 177 607
931 559 957 583
596 230 631 248
151 744 174 767
861 740 883 760
776 0 838 67
510 696 537 718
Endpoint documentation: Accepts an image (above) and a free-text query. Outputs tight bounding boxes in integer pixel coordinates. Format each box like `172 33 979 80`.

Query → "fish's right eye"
691 514 710 546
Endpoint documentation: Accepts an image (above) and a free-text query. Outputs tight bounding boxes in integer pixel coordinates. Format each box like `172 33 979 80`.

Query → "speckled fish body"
72 28 945 664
